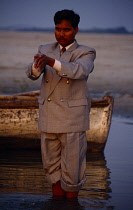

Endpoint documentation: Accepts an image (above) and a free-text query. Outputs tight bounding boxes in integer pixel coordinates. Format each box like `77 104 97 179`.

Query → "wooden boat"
0 91 113 152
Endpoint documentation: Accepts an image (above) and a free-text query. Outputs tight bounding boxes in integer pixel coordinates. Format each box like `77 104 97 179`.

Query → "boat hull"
0 94 113 152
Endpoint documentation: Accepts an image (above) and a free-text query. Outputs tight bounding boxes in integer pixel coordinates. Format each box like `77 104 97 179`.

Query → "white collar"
59 41 75 51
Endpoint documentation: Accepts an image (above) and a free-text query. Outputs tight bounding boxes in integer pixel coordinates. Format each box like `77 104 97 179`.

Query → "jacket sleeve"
58 48 96 80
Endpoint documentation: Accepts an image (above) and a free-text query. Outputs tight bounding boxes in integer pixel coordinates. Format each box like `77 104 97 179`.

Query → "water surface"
0 117 133 209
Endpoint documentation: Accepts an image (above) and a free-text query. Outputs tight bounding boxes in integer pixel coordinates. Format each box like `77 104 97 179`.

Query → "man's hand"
34 54 42 68
34 54 55 69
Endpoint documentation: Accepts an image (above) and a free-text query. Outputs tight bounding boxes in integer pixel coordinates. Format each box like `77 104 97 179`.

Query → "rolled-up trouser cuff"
61 175 86 192
46 169 61 185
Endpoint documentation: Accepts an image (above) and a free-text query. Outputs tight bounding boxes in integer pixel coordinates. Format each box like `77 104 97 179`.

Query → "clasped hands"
34 54 55 70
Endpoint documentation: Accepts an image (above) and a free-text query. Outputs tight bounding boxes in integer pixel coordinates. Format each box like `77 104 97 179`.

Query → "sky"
0 0 133 31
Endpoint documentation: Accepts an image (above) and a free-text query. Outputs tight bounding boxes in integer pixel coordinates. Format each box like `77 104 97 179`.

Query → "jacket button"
46 80 49 83
63 73 67 77
47 98 51 102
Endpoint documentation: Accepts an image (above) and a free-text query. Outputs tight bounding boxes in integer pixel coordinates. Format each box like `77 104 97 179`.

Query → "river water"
0 116 133 210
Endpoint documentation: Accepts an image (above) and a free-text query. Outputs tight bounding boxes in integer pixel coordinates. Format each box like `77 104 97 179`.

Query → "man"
26 9 96 199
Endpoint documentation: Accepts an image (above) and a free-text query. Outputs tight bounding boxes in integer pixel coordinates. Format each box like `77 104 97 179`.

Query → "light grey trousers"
41 132 87 192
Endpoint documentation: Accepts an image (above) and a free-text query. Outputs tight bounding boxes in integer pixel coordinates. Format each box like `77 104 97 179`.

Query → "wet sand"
0 31 133 118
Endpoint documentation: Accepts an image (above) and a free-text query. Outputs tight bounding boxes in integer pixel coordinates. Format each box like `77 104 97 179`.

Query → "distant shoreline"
0 26 132 34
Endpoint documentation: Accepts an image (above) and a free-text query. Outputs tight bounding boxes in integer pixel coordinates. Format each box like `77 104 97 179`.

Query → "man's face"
55 19 78 47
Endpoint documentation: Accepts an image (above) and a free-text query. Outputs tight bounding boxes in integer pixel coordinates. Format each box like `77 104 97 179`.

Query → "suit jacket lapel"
47 41 79 96
59 40 79 62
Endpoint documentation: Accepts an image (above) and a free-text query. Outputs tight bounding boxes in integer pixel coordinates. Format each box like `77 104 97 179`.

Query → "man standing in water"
26 9 96 199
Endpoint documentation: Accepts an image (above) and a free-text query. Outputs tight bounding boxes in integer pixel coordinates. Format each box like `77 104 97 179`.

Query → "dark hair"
54 9 80 28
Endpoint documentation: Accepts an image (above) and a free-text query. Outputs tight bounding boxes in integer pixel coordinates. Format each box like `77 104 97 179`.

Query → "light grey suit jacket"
26 40 96 133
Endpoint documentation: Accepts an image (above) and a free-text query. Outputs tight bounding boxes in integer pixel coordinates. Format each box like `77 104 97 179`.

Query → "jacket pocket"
68 98 88 107
38 97 45 105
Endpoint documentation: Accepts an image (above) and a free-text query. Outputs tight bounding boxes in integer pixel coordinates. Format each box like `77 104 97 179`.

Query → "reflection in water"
0 149 50 194
81 152 113 209
0 149 113 209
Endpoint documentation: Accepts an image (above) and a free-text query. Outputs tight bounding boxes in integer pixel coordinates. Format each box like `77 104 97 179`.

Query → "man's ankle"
66 191 79 199
52 181 66 197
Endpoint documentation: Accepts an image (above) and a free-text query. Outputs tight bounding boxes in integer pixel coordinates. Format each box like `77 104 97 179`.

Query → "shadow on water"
0 149 114 209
